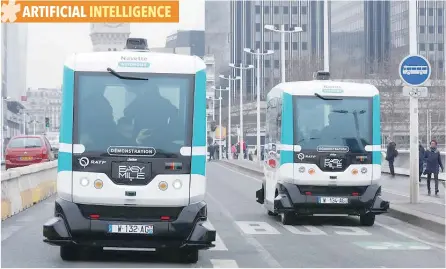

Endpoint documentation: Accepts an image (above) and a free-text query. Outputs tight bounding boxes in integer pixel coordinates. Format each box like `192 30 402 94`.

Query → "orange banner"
1 0 179 23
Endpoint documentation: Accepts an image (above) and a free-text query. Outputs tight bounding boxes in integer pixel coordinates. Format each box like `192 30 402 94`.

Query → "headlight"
80 178 89 187
298 166 305 173
361 167 367 174
172 179 182 189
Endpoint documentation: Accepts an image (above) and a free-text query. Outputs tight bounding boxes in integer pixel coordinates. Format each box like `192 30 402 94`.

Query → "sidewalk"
220 159 445 235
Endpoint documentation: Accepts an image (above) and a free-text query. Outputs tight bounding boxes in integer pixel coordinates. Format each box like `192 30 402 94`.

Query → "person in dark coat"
386 140 398 177
424 140 444 196
419 141 425 182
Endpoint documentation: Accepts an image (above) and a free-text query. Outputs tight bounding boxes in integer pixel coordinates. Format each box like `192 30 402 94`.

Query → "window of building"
108 48 111 51
292 42 298 50
283 6 289 14
265 42 270 50
256 23 261 32
429 26 434 33
301 6 307 15
274 24 280 30
285 42 289 50
264 6 270 14
419 8 425 16
302 42 307 50
274 41 279 50
265 60 271 68
255 5 260 14
438 8 443 16
438 26 443 34
420 26 425 33
439 60 444 69
438 43 444 51
419 43 426 51
285 24 289 30
256 41 261 49
274 60 280 68
274 6 279 14
429 8 434 16
302 24 307 32
292 6 298 14
429 43 434 51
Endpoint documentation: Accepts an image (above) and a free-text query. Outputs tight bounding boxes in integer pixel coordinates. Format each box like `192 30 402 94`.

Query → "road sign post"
399 54 431 204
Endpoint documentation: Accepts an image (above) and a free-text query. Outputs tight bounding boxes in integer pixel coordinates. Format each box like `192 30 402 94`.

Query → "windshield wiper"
314 93 343 101
107 67 148 80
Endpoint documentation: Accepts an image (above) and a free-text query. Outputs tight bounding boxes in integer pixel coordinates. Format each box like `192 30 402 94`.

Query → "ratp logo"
1 0 21 22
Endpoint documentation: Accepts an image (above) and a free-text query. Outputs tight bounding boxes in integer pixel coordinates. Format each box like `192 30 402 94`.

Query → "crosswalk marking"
235 221 280 235
282 225 327 235
332 226 371 236
210 259 239 268
206 220 228 251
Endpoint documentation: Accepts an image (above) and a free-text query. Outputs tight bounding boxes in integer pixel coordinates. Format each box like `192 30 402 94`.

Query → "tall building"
165 30 205 58
25 88 62 135
230 0 326 103
330 1 391 78
1 23 28 155
90 23 131 52
204 0 231 87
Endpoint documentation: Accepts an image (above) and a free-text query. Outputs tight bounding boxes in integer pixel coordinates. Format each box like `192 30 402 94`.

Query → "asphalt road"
1 161 445 268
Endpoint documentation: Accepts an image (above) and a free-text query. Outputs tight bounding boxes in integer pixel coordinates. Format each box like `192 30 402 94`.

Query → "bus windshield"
293 96 372 153
73 72 194 156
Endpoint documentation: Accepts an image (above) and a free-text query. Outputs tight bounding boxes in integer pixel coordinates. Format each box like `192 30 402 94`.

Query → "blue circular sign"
399 55 431 86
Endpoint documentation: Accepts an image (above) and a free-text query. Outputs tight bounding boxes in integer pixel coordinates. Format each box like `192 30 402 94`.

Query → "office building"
230 0 326 103
25 88 62 135
165 30 205 58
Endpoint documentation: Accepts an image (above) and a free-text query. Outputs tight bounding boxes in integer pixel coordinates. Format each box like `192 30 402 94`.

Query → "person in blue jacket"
424 140 444 196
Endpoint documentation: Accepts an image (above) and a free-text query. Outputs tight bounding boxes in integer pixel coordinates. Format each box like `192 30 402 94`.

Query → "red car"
5 135 55 170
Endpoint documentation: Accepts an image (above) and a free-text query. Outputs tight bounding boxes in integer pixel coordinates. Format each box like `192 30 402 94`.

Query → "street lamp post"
229 63 254 160
219 75 241 159
244 48 274 162
213 86 230 160
208 95 223 159
1 96 11 162
264 24 303 83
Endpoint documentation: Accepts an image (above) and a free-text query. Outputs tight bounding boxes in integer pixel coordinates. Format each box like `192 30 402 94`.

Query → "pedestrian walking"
386 140 398 177
419 141 425 182
423 140 444 196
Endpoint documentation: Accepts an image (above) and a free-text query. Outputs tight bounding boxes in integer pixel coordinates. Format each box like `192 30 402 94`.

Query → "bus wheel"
360 213 375 226
178 249 199 263
267 210 278 216
280 212 294 225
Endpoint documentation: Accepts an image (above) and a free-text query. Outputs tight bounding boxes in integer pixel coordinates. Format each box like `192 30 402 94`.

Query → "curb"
219 160 445 234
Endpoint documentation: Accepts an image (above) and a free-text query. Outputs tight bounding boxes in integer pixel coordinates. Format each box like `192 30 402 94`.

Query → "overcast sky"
26 0 205 89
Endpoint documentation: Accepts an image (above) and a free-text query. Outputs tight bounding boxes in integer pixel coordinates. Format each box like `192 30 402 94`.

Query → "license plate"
20 156 33 161
108 224 153 234
318 197 348 204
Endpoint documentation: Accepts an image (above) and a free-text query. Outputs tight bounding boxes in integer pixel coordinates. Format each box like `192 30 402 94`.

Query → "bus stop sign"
399 55 431 86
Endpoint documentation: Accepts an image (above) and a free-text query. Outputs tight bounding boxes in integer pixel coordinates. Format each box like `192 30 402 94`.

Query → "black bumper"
270 183 389 216
43 198 216 250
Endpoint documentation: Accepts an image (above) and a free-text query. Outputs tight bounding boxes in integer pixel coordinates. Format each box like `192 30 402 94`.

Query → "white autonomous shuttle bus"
43 38 215 263
256 72 389 226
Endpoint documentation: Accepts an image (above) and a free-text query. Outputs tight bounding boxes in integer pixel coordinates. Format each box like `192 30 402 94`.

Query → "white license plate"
108 224 153 234
318 197 348 204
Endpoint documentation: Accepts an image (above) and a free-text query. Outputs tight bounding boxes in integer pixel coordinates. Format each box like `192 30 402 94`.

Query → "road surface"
1 162 445 268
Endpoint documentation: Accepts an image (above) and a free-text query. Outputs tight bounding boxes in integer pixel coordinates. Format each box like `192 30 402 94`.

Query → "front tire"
280 212 294 225
178 249 199 263
60 245 81 261
360 213 375 226
267 210 278 216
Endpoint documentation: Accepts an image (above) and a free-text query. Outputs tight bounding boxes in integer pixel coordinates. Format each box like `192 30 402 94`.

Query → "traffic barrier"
1 161 57 220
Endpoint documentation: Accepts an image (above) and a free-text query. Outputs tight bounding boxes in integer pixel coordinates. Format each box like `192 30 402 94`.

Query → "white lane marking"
235 221 280 235
375 221 445 250
332 226 371 236
210 259 239 268
206 193 282 268
409 245 431 250
206 220 228 251
1 226 23 241
282 225 327 235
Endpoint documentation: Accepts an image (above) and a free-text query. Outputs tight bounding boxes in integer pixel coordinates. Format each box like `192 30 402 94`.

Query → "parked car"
5 135 55 170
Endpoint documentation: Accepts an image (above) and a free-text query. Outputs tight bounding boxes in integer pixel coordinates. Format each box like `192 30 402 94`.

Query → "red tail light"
305 191 312 195
352 192 359 196
160 216 170 221
89 214 100 219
